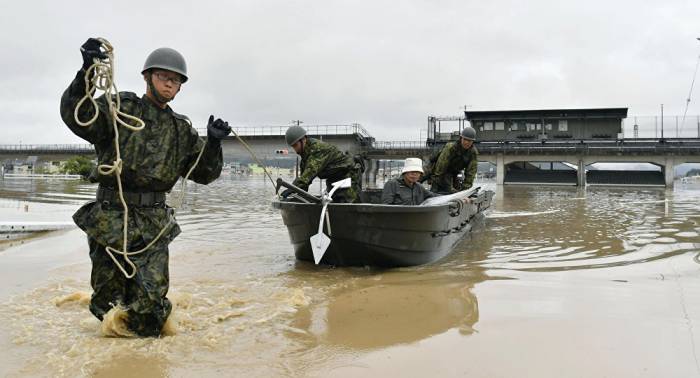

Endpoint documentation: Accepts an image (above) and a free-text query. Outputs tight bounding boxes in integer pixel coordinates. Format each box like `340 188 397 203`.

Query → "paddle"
310 178 352 264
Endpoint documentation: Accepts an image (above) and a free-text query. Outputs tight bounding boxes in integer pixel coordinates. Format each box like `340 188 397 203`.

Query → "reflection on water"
462 185 700 272
288 272 482 350
0 177 699 376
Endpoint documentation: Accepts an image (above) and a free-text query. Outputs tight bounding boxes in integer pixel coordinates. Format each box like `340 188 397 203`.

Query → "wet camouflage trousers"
88 237 171 337
431 176 469 194
325 168 362 203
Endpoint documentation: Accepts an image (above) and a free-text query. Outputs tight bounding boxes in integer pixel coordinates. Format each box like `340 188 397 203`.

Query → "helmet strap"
145 72 174 105
300 137 307 154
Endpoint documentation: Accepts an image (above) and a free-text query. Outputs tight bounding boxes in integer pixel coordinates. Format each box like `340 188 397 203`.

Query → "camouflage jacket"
292 138 355 190
60 69 223 249
432 142 479 193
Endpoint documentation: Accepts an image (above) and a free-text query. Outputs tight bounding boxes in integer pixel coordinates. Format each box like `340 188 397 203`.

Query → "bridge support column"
577 159 586 187
496 154 505 185
664 156 675 187
364 159 378 188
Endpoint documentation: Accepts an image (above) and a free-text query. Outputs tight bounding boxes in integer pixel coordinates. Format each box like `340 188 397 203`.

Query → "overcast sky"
1 0 699 144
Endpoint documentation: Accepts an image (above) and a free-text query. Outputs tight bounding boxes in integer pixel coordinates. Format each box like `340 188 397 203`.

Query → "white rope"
228 128 276 189
74 38 206 279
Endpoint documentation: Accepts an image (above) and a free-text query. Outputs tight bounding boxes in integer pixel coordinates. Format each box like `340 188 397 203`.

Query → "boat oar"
310 177 352 264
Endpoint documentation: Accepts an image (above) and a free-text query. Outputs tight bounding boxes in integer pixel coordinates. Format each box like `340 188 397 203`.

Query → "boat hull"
272 189 493 267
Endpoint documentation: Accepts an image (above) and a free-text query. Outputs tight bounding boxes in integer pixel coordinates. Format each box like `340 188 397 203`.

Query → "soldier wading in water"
60 38 231 337
281 126 363 203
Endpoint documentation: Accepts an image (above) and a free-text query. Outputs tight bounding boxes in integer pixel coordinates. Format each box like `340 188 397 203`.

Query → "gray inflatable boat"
272 179 494 267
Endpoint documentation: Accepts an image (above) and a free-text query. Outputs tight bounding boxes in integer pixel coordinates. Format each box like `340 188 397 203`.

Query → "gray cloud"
1 0 699 143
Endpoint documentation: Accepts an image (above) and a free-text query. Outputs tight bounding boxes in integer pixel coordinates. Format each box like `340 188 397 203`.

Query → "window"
526 123 541 131
495 121 505 131
545 123 553 131
558 120 568 131
484 122 494 131
510 122 519 131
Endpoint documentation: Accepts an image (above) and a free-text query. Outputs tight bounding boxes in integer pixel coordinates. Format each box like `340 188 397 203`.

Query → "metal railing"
0 144 94 153
195 123 374 139
369 141 428 150
475 138 700 154
622 115 700 139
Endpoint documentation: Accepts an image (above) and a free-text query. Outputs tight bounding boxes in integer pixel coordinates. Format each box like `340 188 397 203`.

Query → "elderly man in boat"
382 158 440 205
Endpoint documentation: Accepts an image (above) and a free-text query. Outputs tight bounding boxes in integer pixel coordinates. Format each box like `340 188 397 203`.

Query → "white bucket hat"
401 157 424 174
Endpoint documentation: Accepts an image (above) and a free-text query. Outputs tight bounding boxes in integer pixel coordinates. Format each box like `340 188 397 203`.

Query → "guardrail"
1 173 83 180
361 138 700 157
622 115 700 138
0 144 94 153
195 124 374 139
370 141 428 149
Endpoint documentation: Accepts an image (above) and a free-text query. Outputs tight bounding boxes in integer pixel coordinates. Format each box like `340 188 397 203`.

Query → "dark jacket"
381 177 439 205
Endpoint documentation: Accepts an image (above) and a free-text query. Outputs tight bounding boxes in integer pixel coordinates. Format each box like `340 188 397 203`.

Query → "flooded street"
1 176 699 377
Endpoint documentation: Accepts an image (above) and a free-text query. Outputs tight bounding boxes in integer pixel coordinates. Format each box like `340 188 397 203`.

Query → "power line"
680 37 700 133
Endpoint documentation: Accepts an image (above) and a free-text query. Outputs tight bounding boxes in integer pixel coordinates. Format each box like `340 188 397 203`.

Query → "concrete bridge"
3 125 700 187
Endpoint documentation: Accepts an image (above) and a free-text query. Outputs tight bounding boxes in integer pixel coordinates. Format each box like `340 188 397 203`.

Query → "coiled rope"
74 38 206 279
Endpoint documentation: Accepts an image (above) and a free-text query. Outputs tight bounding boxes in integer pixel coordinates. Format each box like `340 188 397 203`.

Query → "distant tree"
687 169 700 177
61 156 95 179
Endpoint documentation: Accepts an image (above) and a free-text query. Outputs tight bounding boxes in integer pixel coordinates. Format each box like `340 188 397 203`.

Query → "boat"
272 178 494 267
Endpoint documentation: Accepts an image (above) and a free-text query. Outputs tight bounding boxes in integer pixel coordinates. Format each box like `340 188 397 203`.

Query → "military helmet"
285 125 307 146
460 125 476 141
141 47 188 83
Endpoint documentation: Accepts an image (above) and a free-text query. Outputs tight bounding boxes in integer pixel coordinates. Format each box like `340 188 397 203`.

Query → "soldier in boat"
281 126 362 203
425 126 479 194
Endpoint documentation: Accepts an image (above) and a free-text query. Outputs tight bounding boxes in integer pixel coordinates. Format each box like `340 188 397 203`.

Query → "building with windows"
464 108 628 142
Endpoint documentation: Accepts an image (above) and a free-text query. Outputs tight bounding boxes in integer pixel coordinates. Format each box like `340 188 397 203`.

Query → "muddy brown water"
0 176 699 377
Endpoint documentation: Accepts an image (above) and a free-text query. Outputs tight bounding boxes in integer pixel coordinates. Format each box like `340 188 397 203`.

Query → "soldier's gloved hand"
80 38 107 70
207 115 231 140
280 189 293 199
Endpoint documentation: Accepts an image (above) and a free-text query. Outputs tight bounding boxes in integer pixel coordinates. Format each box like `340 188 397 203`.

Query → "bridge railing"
0 144 94 153
195 124 374 139
623 115 700 138
369 141 429 149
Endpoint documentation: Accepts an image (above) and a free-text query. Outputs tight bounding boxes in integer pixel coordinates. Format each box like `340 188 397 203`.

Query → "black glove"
80 38 107 70
207 115 231 140
280 189 293 198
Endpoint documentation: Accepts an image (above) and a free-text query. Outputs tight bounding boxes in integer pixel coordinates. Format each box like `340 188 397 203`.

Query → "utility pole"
461 105 472 130
681 37 700 130
660 104 664 139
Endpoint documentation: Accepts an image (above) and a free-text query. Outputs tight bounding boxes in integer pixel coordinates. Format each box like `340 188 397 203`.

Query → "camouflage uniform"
60 69 223 337
430 142 479 194
293 138 361 203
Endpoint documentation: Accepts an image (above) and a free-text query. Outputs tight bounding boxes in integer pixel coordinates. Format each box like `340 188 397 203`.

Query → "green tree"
61 155 95 179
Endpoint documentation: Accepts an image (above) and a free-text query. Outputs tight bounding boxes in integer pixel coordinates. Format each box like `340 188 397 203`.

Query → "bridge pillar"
664 156 675 187
577 159 586 187
364 159 379 187
496 154 505 185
